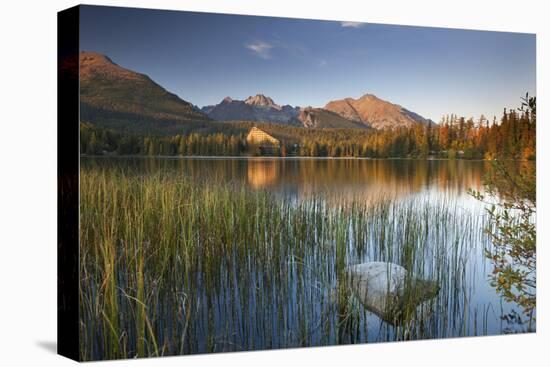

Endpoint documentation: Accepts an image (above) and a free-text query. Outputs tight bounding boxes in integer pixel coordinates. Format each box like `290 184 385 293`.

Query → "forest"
80 99 536 160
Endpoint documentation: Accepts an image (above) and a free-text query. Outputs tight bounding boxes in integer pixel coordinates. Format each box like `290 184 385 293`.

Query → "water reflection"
83 157 489 206
247 160 279 188
244 158 487 205
80 157 535 357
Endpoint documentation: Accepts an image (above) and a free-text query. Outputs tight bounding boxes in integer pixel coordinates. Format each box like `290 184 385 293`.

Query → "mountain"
203 93 431 130
201 94 301 125
244 94 279 108
79 51 210 132
201 97 257 121
324 93 433 129
297 107 368 129
201 94 368 129
78 51 431 134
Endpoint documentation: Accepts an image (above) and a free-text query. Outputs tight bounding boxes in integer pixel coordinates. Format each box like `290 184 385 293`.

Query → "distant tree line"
81 124 245 156
81 99 535 160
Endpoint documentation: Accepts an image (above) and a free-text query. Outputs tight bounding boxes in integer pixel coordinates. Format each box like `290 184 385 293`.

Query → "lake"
82 157 487 203
79 157 535 359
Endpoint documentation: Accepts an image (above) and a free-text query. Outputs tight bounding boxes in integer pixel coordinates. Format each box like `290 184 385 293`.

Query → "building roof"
246 127 280 146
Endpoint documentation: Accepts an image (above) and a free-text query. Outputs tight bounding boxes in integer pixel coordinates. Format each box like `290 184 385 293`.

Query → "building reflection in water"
243 158 489 205
247 160 279 189
82 157 494 206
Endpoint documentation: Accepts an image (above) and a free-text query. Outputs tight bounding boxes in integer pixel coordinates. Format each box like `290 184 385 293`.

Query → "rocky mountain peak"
244 94 280 109
324 92 432 130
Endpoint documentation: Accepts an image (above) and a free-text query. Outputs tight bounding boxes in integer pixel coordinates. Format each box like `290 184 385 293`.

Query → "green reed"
79 166 490 360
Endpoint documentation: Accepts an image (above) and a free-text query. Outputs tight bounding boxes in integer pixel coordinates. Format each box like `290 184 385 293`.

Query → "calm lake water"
81 157 534 355
83 157 487 204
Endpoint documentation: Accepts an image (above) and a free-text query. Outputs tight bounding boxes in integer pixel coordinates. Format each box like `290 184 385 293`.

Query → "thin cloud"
341 21 364 28
245 41 273 59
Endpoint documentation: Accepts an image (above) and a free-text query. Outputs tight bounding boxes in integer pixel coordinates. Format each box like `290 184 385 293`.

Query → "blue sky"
80 5 536 121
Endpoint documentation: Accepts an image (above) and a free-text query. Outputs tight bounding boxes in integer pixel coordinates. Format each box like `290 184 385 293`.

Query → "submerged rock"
345 262 439 324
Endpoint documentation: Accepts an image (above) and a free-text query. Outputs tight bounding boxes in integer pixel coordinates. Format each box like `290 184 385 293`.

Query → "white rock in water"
345 262 438 323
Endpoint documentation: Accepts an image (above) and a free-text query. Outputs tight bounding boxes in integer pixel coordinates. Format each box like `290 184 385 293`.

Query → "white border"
0 1 546 366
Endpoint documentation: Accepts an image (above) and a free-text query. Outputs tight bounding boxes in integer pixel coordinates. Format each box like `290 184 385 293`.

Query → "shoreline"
80 154 534 162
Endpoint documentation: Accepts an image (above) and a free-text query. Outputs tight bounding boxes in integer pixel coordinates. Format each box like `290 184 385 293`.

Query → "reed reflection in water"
78 157 534 360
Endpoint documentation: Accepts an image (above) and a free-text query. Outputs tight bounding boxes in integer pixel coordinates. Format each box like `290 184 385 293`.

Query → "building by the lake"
246 127 281 155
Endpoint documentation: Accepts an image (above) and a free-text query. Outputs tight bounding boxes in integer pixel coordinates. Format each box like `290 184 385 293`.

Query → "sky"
80 5 536 122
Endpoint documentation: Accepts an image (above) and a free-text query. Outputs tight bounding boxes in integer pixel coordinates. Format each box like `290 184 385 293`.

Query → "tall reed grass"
79 166 491 360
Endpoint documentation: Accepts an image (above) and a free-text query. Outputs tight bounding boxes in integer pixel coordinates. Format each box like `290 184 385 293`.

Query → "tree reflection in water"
470 96 536 332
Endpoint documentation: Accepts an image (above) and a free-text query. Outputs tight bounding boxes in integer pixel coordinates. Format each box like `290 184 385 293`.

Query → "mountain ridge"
201 94 302 125
202 92 432 130
324 93 433 129
79 51 210 129
78 51 433 133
